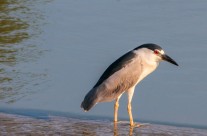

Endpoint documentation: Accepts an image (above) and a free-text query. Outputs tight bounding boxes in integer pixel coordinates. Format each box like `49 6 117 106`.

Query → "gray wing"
81 50 142 111
94 51 142 102
93 50 137 88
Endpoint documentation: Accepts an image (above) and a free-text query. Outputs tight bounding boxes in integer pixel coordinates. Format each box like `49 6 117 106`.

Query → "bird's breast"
134 57 158 85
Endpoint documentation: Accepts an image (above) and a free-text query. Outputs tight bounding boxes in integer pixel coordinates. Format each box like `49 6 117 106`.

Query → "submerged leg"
114 94 122 122
127 86 135 126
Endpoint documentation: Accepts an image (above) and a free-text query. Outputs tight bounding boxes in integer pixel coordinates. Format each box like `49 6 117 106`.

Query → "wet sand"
0 113 207 136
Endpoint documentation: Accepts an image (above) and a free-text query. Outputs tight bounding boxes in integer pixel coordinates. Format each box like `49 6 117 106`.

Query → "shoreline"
0 107 206 129
0 113 207 136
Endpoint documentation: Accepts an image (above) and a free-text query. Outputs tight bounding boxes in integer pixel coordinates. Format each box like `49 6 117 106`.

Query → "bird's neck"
133 49 159 84
134 48 159 68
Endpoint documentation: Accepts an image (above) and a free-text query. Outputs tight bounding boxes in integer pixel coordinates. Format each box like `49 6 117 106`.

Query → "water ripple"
0 0 50 103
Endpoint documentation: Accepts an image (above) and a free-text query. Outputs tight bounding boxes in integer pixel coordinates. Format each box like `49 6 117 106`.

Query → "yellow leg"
128 103 134 126
114 98 119 122
114 94 122 123
127 86 135 127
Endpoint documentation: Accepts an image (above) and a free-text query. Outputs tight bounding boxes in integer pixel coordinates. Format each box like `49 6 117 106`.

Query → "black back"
93 43 161 88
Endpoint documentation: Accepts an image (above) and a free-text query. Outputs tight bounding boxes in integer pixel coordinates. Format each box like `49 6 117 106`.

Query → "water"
1 113 207 136
0 0 207 130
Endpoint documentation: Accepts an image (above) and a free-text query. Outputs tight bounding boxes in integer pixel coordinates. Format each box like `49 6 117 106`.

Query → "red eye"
154 50 159 55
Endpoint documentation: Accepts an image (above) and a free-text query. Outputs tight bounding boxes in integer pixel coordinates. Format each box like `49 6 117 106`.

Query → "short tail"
81 88 98 111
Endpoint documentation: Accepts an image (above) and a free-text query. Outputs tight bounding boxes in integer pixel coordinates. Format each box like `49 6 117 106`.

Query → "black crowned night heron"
81 43 178 127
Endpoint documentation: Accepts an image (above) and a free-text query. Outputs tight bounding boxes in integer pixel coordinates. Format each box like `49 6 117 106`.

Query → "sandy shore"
0 113 207 136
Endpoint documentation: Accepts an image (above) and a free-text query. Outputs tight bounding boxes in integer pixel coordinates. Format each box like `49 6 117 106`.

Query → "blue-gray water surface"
0 0 207 129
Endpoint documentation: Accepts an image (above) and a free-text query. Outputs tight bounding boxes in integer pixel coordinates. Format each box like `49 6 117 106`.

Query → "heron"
81 43 178 127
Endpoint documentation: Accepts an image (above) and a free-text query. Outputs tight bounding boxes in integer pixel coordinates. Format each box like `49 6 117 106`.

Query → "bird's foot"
130 122 150 128
113 121 149 128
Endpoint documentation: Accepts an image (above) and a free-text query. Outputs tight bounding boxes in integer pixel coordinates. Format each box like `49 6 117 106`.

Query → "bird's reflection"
113 122 134 136
129 126 134 136
114 123 118 136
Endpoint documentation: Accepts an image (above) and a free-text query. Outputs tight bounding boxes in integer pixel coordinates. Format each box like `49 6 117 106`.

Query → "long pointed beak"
162 54 179 66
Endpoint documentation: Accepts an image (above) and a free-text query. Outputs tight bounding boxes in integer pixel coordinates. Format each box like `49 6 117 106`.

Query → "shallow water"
1 113 207 136
0 0 207 130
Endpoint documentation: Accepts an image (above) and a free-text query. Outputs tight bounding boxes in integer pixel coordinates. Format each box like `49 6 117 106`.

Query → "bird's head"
134 43 179 66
